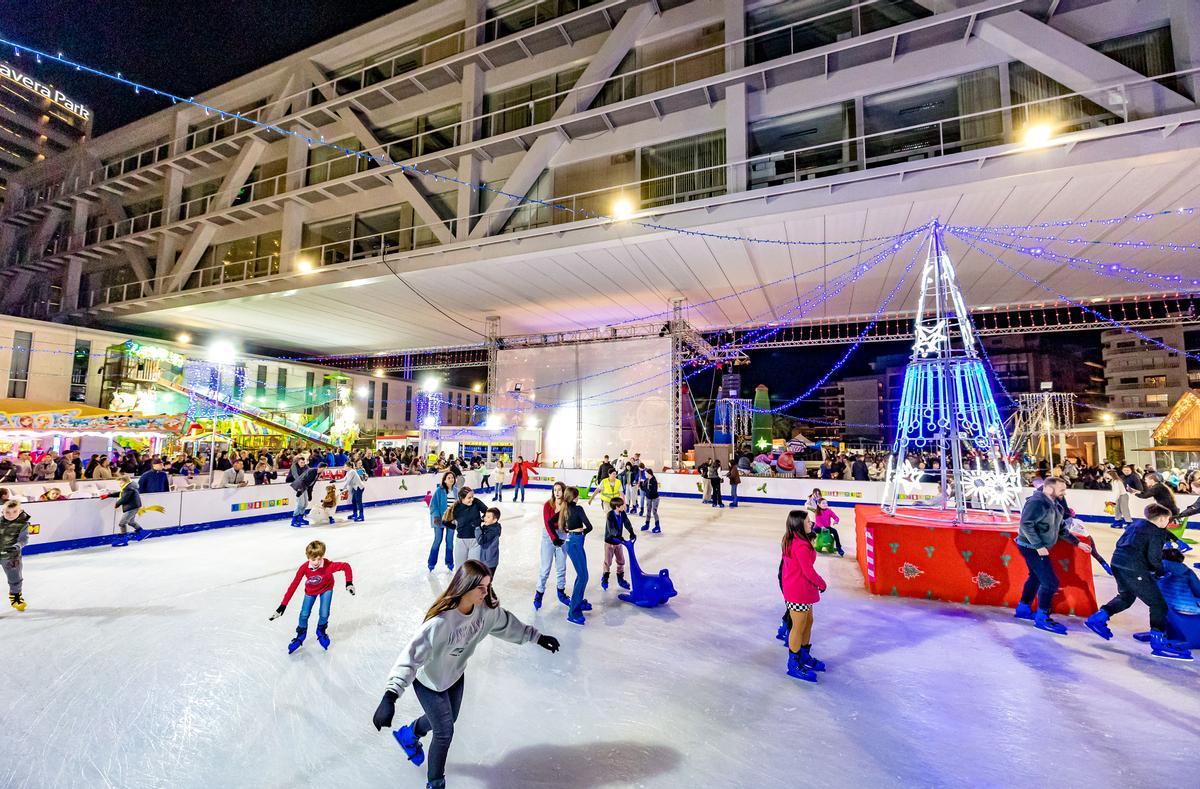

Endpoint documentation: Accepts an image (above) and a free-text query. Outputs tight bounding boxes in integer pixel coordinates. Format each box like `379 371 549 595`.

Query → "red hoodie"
510 456 540 486
280 558 353 606
781 537 825 605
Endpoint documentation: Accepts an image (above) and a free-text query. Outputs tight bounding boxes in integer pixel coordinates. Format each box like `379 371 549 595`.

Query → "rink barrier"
18 471 1198 555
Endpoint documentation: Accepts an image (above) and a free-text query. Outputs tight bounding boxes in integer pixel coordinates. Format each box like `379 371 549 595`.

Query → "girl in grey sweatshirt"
373 560 560 788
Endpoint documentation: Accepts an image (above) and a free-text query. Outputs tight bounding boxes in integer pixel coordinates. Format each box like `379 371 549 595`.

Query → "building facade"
0 314 482 436
0 0 1196 349
1101 324 1190 416
0 60 92 212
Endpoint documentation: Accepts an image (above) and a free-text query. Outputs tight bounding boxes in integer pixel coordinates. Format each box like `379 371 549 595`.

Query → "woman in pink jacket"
781 509 826 683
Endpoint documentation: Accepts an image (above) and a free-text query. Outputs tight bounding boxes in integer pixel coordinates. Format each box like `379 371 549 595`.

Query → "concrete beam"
469 1 658 240
1169 0 1200 101
974 10 1193 120
60 257 83 313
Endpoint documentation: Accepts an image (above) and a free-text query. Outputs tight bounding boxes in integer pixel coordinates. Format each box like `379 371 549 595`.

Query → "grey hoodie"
385 604 538 694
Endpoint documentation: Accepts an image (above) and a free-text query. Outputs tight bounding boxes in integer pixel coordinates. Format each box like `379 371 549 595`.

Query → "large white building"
0 0 1196 355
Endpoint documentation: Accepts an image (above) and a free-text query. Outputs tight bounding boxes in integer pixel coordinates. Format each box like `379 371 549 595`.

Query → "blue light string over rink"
514 228 926 411
947 228 1200 365
950 227 1200 291
954 225 1200 256
944 205 1197 234
3 37 926 249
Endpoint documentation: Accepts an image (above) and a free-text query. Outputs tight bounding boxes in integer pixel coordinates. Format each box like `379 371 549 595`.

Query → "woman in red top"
780 510 826 683
270 539 355 653
535 482 570 609
509 453 540 503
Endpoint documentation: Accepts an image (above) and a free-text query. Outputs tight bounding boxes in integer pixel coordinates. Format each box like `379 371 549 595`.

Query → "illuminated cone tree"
881 224 1021 522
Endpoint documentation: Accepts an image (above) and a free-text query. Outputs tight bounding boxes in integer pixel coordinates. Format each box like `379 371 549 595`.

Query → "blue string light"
947 228 1200 365
945 206 1197 234
954 226 1200 255
952 228 1200 290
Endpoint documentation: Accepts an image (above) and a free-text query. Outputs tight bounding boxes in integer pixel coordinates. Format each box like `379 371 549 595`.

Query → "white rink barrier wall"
19 470 1197 554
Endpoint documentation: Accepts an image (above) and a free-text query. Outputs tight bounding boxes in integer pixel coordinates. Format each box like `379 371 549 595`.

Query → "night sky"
0 1 412 134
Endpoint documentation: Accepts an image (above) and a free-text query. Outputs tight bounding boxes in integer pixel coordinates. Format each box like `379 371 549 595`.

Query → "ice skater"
448 487 488 568
709 460 724 508
112 477 147 546
427 472 456 572
780 509 826 682
1084 503 1191 660
601 496 636 591
590 467 622 509
341 461 366 521
640 466 662 533
1014 477 1092 635
1106 468 1132 528
810 496 845 557
561 486 594 625
535 481 570 609
477 507 502 578
509 454 539 503
288 458 321 527
1 499 31 610
311 484 339 524
372 560 561 789
270 539 354 653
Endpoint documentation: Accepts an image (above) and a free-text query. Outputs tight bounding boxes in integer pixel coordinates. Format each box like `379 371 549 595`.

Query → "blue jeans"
514 479 525 502
565 533 589 619
298 589 333 630
492 480 503 501
537 532 568 593
293 490 308 517
351 488 364 518
730 484 738 507
428 515 454 569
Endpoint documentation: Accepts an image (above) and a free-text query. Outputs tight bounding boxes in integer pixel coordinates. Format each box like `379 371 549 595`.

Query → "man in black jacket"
1014 477 1092 634
851 456 869 482
289 459 322 528
1084 503 1191 661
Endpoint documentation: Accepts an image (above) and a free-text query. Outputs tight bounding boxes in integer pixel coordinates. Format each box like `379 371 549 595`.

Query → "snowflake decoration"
894 461 924 494
973 571 1000 590
900 562 924 580
913 319 947 357
961 467 1020 510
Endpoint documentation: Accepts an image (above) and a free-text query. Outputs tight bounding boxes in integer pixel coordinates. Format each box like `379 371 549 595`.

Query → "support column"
457 60 484 240
280 199 307 274
1095 428 1107 465
1169 0 1200 101
1058 432 1068 466
485 315 500 419
724 0 748 193
61 257 83 313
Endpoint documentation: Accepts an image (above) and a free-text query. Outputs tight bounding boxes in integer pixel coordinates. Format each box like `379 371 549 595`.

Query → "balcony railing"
32 60 1200 295
6 0 982 218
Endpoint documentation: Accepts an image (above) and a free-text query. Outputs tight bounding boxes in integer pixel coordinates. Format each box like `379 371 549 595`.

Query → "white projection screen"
496 337 672 469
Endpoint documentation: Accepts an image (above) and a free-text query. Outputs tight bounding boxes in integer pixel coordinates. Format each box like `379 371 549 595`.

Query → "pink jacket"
781 537 825 605
813 507 840 530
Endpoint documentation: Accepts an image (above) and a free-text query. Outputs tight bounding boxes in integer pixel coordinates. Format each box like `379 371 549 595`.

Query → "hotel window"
480 66 585 138
1146 393 1169 406
307 137 368 186
405 385 412 422
367 381 376 420
70 339 90 402
381 382 389 420
256 365 267 399
641 131 726 208
306 372 315 398
276 368 288 402
1144 375 1167 388
864 67 1002 168
7 331 30 398
748 101 856 189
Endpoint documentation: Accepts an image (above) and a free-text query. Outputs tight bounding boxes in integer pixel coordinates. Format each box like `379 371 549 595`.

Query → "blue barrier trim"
22 494 427 555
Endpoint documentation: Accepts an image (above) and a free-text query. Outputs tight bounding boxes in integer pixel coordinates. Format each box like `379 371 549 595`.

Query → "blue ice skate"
393 724 426 765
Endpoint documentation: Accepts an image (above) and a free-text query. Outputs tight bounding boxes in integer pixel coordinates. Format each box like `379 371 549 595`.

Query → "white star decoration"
914 320 947 357
961 467 1021 511
895 461 924 493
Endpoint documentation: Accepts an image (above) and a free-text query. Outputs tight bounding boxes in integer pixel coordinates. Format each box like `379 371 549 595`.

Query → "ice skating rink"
2 495 1196 789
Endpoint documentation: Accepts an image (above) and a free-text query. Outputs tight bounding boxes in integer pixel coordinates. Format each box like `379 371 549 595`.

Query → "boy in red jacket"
270 540 355 653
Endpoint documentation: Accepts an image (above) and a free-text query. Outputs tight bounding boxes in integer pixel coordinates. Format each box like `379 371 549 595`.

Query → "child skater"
811 496 845 557
781 509 827 682
561 486 594 625
372 560 561 789
477 507 502 579
112 477 147 546
602 496 637 590
640 466 662 533
311 484 339 525
1084 503 1191 660
270 539 355 653
1 499 31 610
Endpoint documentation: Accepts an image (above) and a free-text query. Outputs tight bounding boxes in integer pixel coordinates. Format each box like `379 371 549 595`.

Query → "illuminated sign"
0 62 91 121
122 341 187 368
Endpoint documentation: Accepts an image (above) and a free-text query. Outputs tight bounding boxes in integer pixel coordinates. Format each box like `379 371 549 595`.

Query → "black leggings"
412 675 466 786
1103 567 1169 632
820 526 842 551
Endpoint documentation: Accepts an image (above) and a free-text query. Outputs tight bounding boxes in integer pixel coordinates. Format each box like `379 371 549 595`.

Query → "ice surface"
1 496 1197 788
